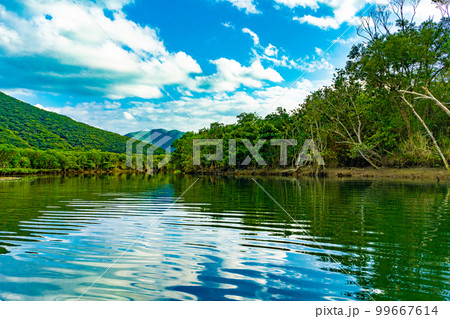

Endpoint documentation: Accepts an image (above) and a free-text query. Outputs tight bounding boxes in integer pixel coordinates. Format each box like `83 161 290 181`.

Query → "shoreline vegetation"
1 167 449 181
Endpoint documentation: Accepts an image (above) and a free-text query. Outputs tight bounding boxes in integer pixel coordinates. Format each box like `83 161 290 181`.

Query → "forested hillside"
0 92 129 153
0 92 166 173
171 14 450 172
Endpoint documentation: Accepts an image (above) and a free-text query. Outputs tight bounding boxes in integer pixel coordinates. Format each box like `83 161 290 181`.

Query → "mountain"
0 91 130 153
125 129 185 152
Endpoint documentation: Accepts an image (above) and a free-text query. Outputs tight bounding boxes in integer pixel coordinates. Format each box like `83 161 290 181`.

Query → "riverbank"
217 167 450 181
0 168 136 177
1 167 449 181
0 168 61 176
302 167 449 181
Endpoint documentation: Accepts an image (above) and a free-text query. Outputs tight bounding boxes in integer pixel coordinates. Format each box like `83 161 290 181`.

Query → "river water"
0 174 448 301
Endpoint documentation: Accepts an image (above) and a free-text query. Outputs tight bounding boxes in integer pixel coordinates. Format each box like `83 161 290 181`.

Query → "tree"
433 0 450 18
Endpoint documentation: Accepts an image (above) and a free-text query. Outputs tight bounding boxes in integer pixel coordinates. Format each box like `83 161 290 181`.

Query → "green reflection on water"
0 174 448 301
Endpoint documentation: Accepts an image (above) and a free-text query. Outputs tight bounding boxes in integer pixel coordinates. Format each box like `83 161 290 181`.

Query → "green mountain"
125 129 185 152
0 91 129 153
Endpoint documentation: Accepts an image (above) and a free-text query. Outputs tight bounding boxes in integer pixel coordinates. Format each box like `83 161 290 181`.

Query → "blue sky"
0 0 442 134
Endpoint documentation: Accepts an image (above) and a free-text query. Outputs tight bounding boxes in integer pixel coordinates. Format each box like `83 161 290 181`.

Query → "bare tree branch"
400 87 450 117
401 94 449 171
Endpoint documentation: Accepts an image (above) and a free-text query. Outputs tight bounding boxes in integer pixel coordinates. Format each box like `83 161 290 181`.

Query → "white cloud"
332 36 359 45
261 53 333 72
298 57 333 72
34 78 328 133
46 79 327 135
294 15 341 29
0 24 19 47
240 27 333 72
97 0 135 10
33 101 137 132
104 101 122 109
242 28 260 45
254 78 330 112
241 28 297 69
405 0 443 23
193 58 283 92
284 0 442 30
222 22 235 29
0 1 201 99
0 0 346 135
259 53 299 69
1 88 36 97
274 0 320 9
0 1 308 102
264 44 278 57
123 111 135 120
290 0 370 30
222 0 260 14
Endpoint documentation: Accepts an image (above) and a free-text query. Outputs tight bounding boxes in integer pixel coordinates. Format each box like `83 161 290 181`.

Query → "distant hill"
0 92 130 153
126 129 185 152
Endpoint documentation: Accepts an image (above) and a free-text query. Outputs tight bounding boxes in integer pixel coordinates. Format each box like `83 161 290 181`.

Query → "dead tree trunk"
401 95 449 171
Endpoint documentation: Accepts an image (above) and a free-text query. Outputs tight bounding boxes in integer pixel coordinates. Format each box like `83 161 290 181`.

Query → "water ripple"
0 175 448 301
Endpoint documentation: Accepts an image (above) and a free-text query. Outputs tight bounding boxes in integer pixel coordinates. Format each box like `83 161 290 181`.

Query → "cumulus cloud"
264 44 279 57
0 0 345 135
288 0 374 30
0 0 295 102
221 0 260 14
0 0 201 99
193 58 283 92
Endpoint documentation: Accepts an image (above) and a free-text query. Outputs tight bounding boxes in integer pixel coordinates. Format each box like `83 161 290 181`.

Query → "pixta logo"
127 135 324 175
193 139 325 167
126 130 172 175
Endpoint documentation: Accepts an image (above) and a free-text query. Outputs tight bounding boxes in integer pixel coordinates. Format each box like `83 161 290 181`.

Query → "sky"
0 0 443 134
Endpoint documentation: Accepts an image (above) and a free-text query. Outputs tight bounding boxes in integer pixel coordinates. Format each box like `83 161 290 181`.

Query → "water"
0 174 448 301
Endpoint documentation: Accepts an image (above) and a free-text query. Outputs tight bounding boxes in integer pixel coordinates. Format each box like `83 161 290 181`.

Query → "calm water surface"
0 174 448 301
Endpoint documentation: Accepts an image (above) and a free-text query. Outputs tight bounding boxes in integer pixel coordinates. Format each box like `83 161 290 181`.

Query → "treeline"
0 144 171 175
171 10 450 172
0 144 128 173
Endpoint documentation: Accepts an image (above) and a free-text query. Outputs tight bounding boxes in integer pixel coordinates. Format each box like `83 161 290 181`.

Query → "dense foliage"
0 144 170 174
0 92 130 153
171 14 450 172
0 144 127 172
